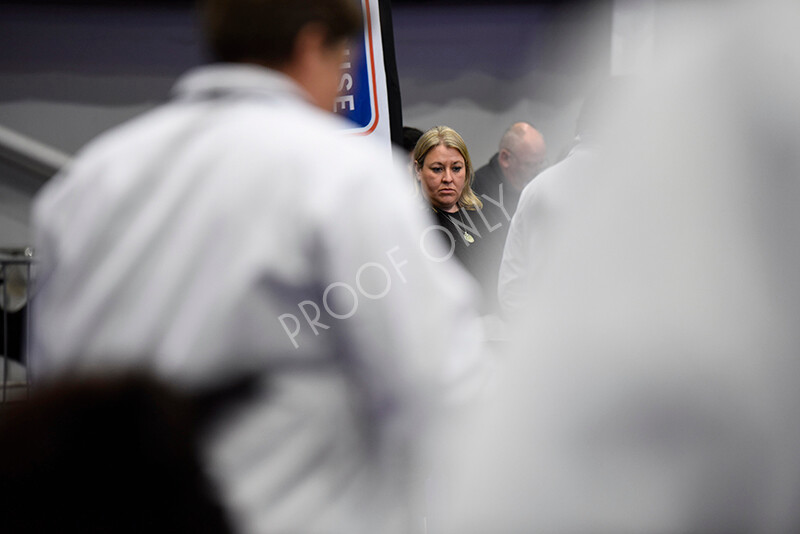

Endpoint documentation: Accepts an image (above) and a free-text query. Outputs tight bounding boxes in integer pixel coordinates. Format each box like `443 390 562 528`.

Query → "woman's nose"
442 170 454 182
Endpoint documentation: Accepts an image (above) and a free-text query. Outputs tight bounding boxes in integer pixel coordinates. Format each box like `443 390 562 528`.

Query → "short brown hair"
202 0 362 65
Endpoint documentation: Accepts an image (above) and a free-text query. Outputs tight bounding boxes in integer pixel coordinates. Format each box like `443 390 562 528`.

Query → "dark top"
431 206 501 314
473 153 522 224
468 154 525 313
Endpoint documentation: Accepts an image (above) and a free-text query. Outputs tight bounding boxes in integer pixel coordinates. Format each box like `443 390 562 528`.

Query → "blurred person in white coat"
29 1 483 533
441 1 800 532
498 77 625 317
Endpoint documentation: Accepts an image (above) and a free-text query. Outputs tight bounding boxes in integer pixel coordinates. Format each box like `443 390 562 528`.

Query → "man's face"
499 132 547 192
309 39 350 112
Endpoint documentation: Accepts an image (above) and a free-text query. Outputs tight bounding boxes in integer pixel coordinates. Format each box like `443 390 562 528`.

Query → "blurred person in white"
498 77 626 317
439 0 800 532
28 1 482 533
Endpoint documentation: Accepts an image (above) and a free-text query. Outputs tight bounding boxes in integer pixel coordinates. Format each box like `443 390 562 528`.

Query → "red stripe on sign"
355 0 380 136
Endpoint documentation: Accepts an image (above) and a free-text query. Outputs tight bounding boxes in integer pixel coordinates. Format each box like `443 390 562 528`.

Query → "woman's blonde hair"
413 125 483 211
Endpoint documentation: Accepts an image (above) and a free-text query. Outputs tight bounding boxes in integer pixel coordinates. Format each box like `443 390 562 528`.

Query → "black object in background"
0 372 262 534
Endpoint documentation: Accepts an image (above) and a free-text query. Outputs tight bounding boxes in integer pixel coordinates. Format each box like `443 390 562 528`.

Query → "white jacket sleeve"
497 182 540 317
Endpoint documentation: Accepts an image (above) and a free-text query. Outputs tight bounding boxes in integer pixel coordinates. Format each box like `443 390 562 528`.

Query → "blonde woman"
413 125 482 215
413 125 499 312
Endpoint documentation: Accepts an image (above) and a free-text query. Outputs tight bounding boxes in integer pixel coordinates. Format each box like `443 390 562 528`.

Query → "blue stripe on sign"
335 0 376 130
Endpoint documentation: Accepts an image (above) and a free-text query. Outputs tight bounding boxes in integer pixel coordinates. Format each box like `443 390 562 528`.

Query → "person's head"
413 126 482 213
202 0 361 110
498 122 547 192
402 126 424 154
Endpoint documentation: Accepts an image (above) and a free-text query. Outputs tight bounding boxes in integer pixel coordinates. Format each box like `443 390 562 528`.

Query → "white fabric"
30 64 482 534
442 2 800 530
497 144 599 317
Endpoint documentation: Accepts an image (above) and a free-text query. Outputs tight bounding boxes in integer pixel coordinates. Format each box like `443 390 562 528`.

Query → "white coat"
30 64 482 534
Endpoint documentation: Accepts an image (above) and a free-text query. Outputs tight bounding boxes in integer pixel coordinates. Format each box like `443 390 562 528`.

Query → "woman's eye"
431 167 443 173
453 166 463 173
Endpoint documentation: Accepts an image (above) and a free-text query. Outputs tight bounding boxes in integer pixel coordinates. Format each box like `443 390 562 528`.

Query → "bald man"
474 122 547 222
471 122 546 313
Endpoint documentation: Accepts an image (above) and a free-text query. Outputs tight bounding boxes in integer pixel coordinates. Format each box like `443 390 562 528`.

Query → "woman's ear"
414 160 422 180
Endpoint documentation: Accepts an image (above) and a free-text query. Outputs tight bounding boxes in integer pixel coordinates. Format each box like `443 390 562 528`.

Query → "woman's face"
417 144 467 213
